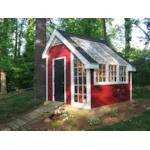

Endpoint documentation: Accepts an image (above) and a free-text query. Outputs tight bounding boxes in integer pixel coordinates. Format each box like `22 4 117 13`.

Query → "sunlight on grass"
51 122 62 127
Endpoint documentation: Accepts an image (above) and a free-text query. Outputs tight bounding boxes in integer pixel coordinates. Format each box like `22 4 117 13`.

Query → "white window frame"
74 56 87 104
94 64 128 85
71 53 91 109
119 65 127 82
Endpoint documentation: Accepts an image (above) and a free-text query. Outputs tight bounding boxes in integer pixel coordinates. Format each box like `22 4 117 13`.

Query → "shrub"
71 122 77 129
88 117 100 125
110 109 118 117
128 106 134 111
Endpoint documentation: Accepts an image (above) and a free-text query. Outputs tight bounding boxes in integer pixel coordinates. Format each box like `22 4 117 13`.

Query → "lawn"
0 90 42 125
133 88 150 100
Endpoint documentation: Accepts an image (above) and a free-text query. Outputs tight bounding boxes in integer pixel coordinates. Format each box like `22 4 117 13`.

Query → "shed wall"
91 71 130 108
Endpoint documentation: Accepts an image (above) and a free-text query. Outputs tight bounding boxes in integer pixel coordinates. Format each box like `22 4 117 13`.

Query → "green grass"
133 89 150 100
64 118 73 123
71 122 77 129
51 122 62 127
89 110 150 131
128 106 134 111
88 117 100 125
109 109 118 117
0 90 42 124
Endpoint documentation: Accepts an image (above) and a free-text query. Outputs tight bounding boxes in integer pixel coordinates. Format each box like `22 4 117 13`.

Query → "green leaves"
88 117 100 125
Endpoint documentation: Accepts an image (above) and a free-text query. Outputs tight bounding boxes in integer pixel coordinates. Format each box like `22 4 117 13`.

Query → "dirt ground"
17 100 150 131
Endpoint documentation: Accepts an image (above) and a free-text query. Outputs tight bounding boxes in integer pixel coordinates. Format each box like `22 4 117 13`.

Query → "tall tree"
133 19 150 46
124 18 132 59
18 18 26 57
14 19 18 57
103 18 107 44
60 18 104 38
0 18 15 94
34 18 46 99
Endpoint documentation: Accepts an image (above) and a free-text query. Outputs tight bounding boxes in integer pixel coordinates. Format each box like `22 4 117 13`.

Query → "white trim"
71 53 74 106
85 63 99 69
52 57 66 103
127 64 136 72
46 55 48 101
71 54 91 109
130 72 132 101
117 65 119 82
42 29 98 69
42 30 57 58
71 103 91 109
94 64 129 85
86 69 91 109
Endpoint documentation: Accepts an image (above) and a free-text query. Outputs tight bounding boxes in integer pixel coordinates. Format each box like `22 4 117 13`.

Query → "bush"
88 117 100 125
110 109 118 117
132 52 150 86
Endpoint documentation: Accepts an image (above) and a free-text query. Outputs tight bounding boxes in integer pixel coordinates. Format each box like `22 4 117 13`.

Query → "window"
109 65 117 82
95 64 127 84
95 64 106 82
74 56 87 104
119 66 126 82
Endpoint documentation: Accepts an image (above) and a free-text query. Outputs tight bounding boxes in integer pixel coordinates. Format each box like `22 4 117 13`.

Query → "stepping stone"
7 122 19 130
13 119 26 127
20 116 31 123
26 113 40 119
43 118 52 123
1 127 11 131
29 112 40 117
21 115 33 122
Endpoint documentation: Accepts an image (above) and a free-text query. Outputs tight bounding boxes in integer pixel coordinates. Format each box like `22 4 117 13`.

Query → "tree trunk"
0 71 7 94
14 19 18 57
124 18 132 59
34 18 46 100
18 19 25 57
103 18 107 44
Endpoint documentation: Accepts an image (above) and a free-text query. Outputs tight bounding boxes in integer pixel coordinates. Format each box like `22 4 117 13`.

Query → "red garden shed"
42 29 136 109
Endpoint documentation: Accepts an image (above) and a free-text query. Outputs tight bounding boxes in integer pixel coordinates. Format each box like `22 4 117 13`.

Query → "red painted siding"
91 70 130 108
47 44 71 104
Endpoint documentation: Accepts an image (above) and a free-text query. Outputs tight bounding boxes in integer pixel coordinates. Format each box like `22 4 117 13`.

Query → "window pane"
79 95 82 103
83 86 86 94
83 76 86 84
74 94 78 102
96 64 106 83
79 76 82 84
79 86 82 93
75 86 78 93
74 77 77 85
74 68 77 76
109 65 117 82
119 66 126 82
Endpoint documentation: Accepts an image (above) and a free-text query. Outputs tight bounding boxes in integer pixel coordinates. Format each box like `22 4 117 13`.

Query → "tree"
124 18 132 59
0 18 16 93
60 18 104 38
103 18 107 44
34 18 46 99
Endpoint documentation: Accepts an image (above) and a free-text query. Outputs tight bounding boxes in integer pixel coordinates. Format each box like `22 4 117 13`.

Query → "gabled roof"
42 29 136 71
